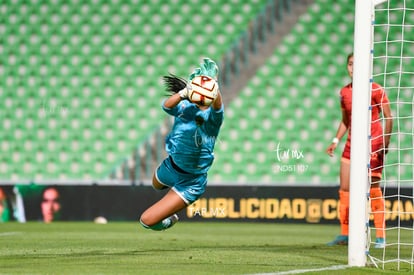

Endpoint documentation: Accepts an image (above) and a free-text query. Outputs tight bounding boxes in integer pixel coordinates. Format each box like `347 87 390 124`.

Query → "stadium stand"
0 0 276 182
208 0 353 184
209 0 414 184
1 0 412 185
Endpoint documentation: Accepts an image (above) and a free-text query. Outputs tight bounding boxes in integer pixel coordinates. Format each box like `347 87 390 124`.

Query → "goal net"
367 0 414 270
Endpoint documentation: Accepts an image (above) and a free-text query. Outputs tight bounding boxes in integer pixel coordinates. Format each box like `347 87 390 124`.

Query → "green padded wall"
210 0 414 184
0 0 270 181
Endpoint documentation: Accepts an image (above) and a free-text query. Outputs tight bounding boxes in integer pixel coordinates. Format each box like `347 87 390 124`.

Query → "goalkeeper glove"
178 84 192 99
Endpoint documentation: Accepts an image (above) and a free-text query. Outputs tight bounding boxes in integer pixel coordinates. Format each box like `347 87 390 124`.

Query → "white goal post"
349 0 381 267
350 0 414 269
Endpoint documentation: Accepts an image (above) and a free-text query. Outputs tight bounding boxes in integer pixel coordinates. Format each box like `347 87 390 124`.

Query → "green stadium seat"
211 0 413 183
2 0 412 183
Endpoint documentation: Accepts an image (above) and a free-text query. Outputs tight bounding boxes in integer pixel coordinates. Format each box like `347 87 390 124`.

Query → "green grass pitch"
0 222 410 274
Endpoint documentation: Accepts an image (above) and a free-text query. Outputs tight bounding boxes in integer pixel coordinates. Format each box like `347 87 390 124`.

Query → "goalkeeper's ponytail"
162 73 188 95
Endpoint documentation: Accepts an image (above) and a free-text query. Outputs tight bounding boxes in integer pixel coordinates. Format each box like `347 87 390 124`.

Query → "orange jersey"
340 82 389 147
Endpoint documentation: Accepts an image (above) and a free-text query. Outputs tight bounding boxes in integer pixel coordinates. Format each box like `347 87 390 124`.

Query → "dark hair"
347 53 354 62
162 74 187 95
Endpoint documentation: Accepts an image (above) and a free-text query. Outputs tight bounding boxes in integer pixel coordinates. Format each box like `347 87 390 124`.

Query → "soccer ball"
189 75 219 106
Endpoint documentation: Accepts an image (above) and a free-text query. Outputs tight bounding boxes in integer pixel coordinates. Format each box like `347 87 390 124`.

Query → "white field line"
247 265 349 275
0 232 21 237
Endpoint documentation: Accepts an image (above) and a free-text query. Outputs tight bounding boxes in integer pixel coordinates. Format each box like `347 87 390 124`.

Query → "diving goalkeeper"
139 58 224 231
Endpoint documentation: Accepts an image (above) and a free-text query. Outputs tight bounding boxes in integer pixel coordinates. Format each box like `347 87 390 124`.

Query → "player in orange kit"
326 53 393 248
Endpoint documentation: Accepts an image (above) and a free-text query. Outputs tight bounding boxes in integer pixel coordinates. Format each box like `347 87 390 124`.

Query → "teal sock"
140 218 171 231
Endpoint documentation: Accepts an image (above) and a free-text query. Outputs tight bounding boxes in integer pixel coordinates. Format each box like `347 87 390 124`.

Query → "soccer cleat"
140 214 179 231
164 214 179 230
327 235 349 246
374 237 385 249
170 214 179 224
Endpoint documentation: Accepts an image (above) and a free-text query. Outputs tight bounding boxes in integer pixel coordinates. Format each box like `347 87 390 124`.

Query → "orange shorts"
342 142 384 179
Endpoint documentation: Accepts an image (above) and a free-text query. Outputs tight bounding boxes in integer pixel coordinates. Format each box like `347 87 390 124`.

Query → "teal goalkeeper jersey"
162 99 224 174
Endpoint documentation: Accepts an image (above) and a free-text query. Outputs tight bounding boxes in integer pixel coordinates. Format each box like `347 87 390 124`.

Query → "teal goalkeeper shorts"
155 156 207 205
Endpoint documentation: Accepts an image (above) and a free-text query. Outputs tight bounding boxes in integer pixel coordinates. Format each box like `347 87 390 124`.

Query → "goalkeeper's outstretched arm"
163 93 182 109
